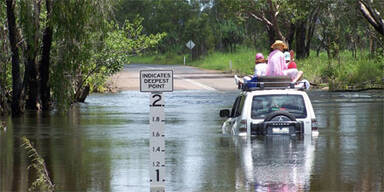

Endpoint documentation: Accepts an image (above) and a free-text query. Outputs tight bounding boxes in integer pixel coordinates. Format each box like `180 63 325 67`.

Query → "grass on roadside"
128 48 383 90
190 47 262 75
130 52 185 65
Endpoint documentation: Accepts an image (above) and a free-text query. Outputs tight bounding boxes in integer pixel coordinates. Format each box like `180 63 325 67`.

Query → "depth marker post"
140 70 173 192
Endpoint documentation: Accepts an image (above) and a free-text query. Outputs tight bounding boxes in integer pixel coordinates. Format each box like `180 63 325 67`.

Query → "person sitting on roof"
254 53 267 77
241 52 267 84
234 52 267 87
266 40 287 76
284 50 303 83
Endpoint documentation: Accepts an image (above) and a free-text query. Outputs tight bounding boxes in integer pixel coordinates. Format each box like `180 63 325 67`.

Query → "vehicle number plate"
272 127 289 134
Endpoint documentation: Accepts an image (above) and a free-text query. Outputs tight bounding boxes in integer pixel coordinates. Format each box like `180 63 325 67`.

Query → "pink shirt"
266 50 287 76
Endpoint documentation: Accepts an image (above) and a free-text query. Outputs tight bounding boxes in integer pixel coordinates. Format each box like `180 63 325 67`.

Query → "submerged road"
107 64 237 91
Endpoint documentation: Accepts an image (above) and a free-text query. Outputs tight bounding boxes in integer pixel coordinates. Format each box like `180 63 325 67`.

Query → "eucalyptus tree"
0 1 9 115
39 0 53 111
286 0 329 58
233 0 289 46
359 0 384 36
358 0 384 55
6 0 23 116
49 0 113 109
19 0 41 110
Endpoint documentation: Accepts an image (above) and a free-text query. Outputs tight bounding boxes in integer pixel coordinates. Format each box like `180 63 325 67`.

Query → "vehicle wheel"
264 111 296 122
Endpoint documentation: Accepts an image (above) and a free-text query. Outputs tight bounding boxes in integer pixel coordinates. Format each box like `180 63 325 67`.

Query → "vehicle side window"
232 95 245 117
230 96 241 117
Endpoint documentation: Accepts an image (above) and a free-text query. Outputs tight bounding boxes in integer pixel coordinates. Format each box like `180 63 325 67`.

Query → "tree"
50 1 166 109
288 0 326 58
20 0 41 110
218 19 243 52
6 0 23 116
115 0 193 53
240 0 287 46
2 0 165 115
39 0 53 111
358 0 384 36
0 1 10 115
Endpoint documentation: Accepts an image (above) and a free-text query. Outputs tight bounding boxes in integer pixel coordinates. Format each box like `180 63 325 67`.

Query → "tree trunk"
316 44 321 57
286 23 296 50
24 1 41 110
40 0 53 111
24 58 38 110
6 0 23 117
359 0 384 36
295 21 306 59
267 0 285 42
76 84 90 103
0 25 8 115
305 9 319 58
266 26 276 51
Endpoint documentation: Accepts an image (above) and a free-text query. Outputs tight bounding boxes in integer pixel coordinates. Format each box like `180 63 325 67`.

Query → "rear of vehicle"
244 90 316 136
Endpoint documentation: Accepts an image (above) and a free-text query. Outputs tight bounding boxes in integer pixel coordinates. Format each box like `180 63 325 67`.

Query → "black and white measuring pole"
140 70 173 192
149 92 165 190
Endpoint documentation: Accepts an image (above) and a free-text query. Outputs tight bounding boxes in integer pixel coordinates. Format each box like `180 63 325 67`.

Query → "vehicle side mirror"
219 109 230 118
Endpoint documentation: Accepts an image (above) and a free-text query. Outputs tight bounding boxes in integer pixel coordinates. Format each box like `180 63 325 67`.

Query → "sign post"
186 40 195 62
140 70 173 192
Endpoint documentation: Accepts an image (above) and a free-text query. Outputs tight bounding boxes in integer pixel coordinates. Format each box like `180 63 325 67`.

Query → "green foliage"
218 19 244 52
300 50 383 90
88 17 166 92
115 0 194 52
19 0 39 56
49 0 104 110
48 1 166 110
21 136 55 192
184 12 216 55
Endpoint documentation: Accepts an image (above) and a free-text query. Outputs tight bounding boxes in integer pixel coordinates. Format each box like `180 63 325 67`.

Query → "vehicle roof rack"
239 76 307 91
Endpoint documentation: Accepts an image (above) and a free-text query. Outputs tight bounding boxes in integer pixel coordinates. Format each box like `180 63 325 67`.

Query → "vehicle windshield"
251 94 307 119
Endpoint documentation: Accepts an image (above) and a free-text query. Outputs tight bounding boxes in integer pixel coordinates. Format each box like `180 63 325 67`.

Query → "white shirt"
254 63 267 77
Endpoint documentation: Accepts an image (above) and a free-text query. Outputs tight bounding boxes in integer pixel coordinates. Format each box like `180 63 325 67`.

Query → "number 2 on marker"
152 94 162 107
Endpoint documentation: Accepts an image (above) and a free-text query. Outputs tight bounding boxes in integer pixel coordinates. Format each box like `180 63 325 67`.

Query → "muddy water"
0 90 383 191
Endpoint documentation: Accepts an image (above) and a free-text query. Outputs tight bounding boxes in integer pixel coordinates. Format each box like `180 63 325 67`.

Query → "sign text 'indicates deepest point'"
140 70 173 92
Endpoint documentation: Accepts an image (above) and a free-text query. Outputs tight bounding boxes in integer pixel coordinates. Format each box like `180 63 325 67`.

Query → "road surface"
107 64 238 92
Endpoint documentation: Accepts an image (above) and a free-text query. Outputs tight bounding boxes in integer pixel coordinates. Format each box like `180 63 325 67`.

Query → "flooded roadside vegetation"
1 90 383 191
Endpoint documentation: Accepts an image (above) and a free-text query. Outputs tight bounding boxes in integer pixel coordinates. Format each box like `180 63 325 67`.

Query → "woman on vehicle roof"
266 40 287 76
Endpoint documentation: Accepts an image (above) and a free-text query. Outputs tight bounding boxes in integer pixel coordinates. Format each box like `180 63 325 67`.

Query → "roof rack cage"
239 76 306 91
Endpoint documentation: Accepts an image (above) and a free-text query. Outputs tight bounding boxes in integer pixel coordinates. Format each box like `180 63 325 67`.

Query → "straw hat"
271 40 288 50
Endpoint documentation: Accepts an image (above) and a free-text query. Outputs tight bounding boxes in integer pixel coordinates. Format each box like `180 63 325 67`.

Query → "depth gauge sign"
140 70 173 92
140 70 173 192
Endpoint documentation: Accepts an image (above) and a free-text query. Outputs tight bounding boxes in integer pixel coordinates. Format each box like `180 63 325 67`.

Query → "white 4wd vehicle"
220 77 318 136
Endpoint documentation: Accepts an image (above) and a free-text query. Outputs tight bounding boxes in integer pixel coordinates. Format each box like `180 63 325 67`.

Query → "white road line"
176 76 217 91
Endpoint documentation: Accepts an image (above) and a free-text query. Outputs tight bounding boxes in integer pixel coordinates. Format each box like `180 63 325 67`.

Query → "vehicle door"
230 95 246 135
222 96 241 133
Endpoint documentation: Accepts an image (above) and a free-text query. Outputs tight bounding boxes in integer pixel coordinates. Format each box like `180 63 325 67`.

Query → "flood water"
0 90 383 192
